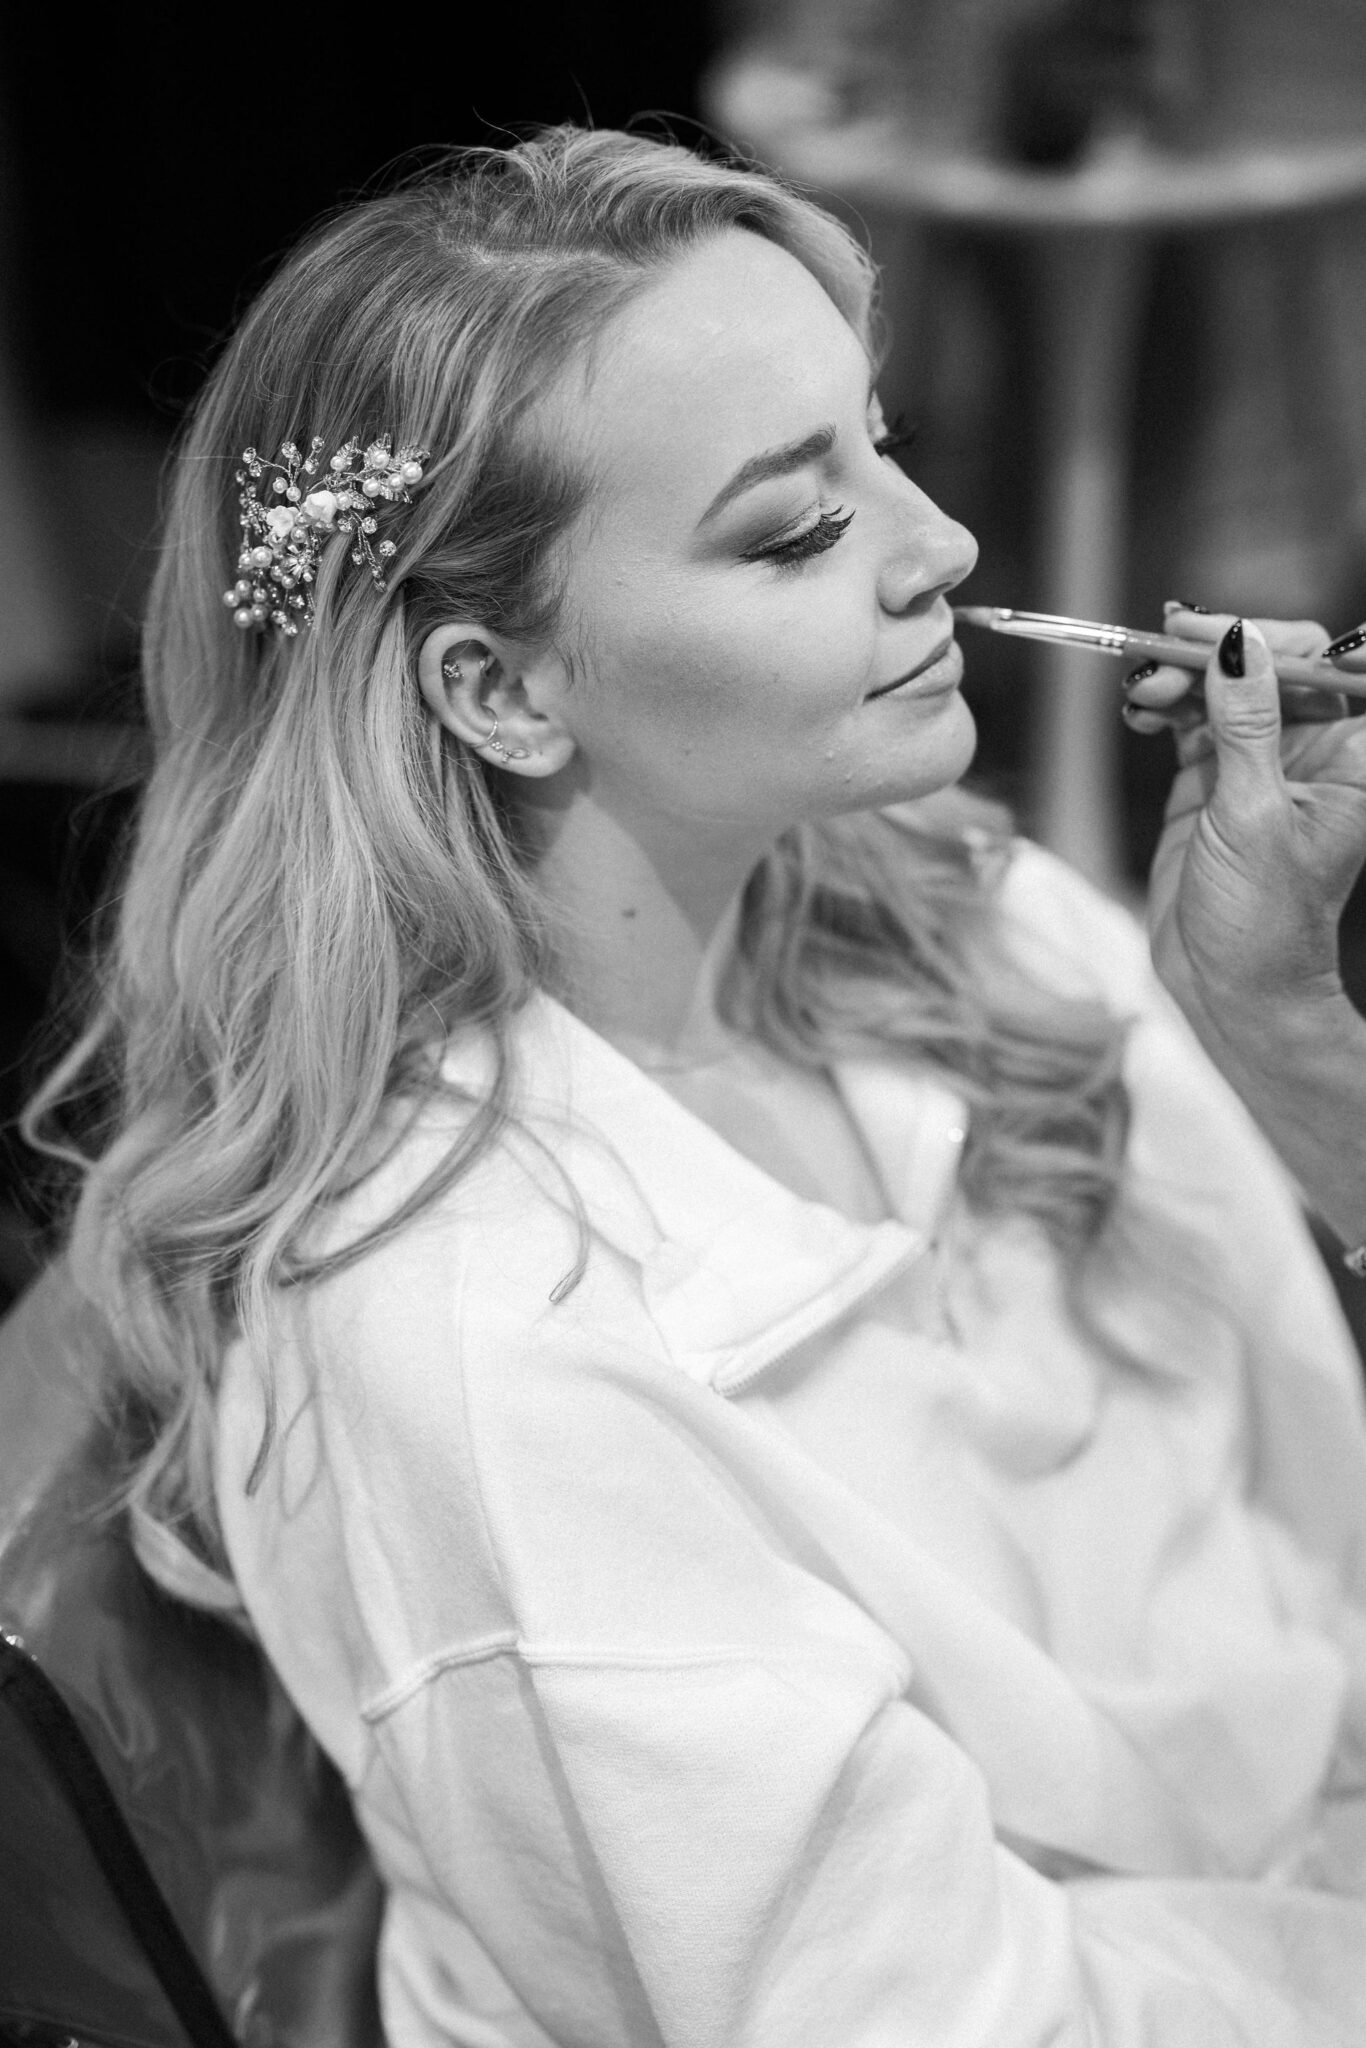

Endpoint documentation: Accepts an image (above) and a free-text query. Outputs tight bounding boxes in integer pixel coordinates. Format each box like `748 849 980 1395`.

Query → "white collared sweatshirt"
215 844 1366 2046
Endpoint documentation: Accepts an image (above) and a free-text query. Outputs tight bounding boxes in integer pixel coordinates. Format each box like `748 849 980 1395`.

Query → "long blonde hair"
27 127 1140 1569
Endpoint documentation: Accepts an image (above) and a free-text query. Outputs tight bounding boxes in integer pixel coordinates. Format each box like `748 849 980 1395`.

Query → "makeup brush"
953 606 1366 700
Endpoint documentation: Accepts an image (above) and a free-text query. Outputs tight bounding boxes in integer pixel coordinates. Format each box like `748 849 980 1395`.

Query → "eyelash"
746 505 855 570
742 417 921 570
874 417 920 465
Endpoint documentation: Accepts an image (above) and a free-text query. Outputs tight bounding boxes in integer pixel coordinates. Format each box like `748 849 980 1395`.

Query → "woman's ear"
417 623 576 777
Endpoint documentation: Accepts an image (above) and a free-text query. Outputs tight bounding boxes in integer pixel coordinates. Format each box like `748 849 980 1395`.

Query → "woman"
29 129 1366 2044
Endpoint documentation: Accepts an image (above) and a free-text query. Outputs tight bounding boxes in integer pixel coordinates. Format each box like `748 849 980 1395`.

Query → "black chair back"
0 1267 384 2048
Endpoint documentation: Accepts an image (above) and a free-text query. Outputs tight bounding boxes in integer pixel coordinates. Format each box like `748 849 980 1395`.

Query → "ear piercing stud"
442 651 489 685
441 651 529 761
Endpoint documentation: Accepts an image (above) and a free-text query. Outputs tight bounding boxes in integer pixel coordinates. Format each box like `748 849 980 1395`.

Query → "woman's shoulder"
284 1001 655 1360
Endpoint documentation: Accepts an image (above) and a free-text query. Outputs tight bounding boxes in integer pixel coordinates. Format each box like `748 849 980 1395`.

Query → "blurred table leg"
1029 229 1154 895
0 100 80 708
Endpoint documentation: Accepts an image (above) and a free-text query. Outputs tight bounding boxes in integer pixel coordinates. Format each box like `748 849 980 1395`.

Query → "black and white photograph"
1 5 1365 2042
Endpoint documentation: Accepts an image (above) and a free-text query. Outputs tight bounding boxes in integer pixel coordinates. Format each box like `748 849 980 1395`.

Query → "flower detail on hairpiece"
224 435 428 635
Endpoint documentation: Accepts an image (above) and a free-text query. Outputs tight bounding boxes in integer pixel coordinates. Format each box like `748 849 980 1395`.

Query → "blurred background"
2 0 1366 1305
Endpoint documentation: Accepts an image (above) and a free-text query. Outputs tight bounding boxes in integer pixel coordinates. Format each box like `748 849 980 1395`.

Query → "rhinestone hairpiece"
224 435 428 636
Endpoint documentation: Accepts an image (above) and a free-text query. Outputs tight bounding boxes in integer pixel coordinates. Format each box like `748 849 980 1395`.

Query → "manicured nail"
1125 661 1159 682
1165 597 1210 614
1217 618 1245 677
1324 624 1366 659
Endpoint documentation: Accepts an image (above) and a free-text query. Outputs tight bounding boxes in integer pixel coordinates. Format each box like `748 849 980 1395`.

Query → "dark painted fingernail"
1324 624 1366 659
1217 618 1245 677
1125 661 1159 683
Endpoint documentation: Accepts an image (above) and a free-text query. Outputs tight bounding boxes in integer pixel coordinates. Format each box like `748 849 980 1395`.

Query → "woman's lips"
866 637 963 700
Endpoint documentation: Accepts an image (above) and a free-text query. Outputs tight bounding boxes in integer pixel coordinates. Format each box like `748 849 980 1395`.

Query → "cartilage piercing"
440 652 529 761
478 712 529 762
442 651 490 684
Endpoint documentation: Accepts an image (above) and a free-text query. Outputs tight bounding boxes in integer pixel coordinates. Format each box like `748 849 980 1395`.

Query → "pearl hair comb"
224 435 428 635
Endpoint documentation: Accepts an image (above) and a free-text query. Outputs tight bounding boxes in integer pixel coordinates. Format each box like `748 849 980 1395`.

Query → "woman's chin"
876 690 978 805
776 694 981 828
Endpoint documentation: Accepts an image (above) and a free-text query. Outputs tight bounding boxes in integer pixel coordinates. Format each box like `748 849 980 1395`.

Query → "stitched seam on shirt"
360 1638 908 1723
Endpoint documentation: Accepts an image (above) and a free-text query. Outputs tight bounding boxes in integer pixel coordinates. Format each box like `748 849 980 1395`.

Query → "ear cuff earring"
441 652 529 762
477 712 529 762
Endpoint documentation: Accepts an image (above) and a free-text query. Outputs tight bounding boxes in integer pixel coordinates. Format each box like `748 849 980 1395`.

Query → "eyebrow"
698 423 838 525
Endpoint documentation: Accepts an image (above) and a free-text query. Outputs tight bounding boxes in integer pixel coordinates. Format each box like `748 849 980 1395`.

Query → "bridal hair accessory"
225 435 428 635
441 651 530 762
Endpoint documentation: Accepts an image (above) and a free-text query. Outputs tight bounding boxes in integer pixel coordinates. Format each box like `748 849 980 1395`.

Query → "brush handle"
1118 627 1366 695
954 610 1366 701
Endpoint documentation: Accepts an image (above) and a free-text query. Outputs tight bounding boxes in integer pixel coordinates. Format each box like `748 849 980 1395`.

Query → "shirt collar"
446 995 968 1393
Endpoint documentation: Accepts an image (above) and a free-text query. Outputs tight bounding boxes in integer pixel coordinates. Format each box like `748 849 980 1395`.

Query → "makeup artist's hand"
1130 611 1366 1249
1123 602 1366 736
1140 610 1366 1020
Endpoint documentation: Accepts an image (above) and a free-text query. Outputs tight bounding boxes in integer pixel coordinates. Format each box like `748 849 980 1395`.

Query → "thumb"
1201 618 1286 816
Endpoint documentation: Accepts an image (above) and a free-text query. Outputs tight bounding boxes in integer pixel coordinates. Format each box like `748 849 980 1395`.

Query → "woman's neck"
521 780 765 1062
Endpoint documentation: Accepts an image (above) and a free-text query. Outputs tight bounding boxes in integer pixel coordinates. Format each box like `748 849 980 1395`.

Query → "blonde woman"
30 129 1366 2044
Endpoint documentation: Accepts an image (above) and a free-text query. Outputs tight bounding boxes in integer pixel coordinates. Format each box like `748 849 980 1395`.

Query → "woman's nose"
877 491 978 614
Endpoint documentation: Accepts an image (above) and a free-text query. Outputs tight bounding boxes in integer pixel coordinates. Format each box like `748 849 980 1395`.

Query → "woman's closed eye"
741 506 855 571
738 417 920 572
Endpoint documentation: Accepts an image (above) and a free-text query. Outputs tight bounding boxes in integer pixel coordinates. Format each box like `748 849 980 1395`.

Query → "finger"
1248 614 1331 660
1121 704 1173 736
1163 603 1332 664
1122 698 1207 737
1161 601 1229 647
1324 621 1366 674
1152 613 1347 724
1201 617 1286 814
1278 681 1350 724
1124 660 1196 710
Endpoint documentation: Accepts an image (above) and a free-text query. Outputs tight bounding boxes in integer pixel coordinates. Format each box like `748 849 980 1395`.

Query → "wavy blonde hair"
27 126 1145 1573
